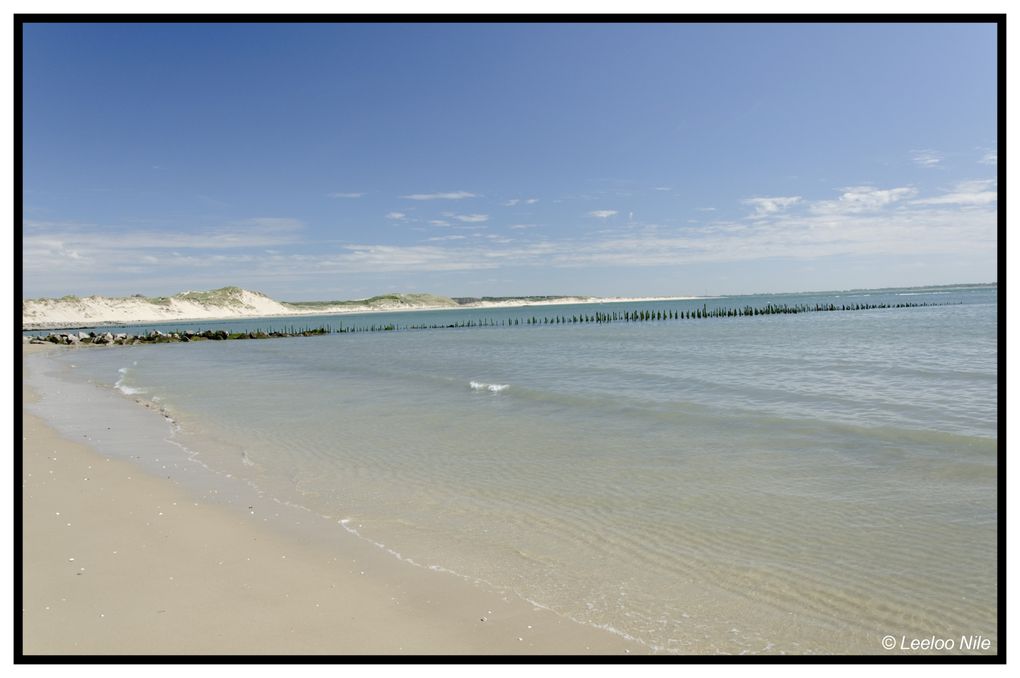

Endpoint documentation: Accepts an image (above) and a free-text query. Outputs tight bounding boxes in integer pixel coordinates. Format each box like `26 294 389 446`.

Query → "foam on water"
114 366 146 395
469 381 509 392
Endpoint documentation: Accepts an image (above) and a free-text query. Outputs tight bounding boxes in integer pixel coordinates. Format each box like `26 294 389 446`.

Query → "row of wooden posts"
327 300 948 334
30 300 951 345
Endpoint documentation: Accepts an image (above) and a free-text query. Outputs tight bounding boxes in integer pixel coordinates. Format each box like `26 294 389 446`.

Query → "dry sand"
20 344 645 656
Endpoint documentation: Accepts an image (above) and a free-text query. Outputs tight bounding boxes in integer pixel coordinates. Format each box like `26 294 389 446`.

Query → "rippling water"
32 285 998 654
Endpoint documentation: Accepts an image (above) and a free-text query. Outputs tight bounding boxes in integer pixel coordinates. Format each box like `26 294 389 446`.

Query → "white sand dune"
22 286 699 330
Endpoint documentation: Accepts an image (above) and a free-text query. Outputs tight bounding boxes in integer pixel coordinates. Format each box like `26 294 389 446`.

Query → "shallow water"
28 285 998 654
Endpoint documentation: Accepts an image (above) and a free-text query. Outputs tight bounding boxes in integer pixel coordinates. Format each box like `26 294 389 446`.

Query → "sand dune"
22 286 698 330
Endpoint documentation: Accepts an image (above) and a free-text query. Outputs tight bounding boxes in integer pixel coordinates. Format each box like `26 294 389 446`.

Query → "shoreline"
20 344 646 655
22 295 702 332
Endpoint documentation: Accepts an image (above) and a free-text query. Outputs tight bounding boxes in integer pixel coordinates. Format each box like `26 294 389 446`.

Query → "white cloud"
696 207 716 212
429 220 450 227
589 210 618 218
401 191 476 200
979 150 997 165
455 214 489 223
525 198 539 204
386 212 407 220
910 179 997 206
743 196 801 217
811 186 916 215
23 217 302 252
502 199 520 207
912 149 943 167
22 217 306 294
654 187 671 192
332 244 503 272
22 180 997 297
328 192 363 198
377 197 984 274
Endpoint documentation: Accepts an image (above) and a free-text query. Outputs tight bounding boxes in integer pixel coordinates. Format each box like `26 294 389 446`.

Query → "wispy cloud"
328 192 364 198
386 212 407 220
811 186 916 214
401 191 476 200
910 179 997 206
743 196 801 217
23 217 303 252
502 198 520 207
912 149 943 168
979 149 997 165
22 217 306 293
525 198 539 204
454 214 489 223
589 210 618 219
323 189 993 273
22 180 996 297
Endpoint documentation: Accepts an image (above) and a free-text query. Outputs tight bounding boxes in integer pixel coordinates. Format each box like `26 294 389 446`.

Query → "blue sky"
22 22 998 299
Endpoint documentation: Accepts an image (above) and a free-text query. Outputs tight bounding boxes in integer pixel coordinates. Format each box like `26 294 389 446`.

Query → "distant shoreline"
22 294 702 331
21 282 995 331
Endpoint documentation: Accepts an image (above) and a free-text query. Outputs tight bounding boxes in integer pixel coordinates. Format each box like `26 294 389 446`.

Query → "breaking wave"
114 366 146 395
469 381 509 392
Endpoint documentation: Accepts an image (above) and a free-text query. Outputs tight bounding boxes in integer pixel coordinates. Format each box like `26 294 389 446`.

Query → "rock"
77 331 90 341
30 338 47 344
22 335 30 344
66 335 79 345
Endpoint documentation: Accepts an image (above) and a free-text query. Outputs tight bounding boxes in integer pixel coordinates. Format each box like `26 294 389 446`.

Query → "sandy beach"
20 344 644 655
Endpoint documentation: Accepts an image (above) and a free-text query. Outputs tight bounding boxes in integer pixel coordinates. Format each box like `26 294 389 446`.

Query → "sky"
21 21 998 300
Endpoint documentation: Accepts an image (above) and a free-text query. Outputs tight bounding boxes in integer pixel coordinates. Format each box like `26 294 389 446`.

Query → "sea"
24 284 999 654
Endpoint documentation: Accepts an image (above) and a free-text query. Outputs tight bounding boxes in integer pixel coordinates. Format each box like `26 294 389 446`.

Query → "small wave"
114 367 146 395
470 381 509 392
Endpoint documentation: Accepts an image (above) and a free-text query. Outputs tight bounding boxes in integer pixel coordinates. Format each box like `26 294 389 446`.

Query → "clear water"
31 285 998 654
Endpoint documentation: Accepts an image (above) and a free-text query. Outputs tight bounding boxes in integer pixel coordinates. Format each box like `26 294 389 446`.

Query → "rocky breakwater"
24 326 332 346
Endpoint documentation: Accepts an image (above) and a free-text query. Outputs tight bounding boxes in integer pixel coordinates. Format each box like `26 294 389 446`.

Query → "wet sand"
20 344 644 655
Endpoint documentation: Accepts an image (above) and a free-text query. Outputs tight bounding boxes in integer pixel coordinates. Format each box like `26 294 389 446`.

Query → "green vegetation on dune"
25 286 255 306
27 288 568 310
451 295 588 305
173 286 254 305
283 292 460 309
24 286 460 312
